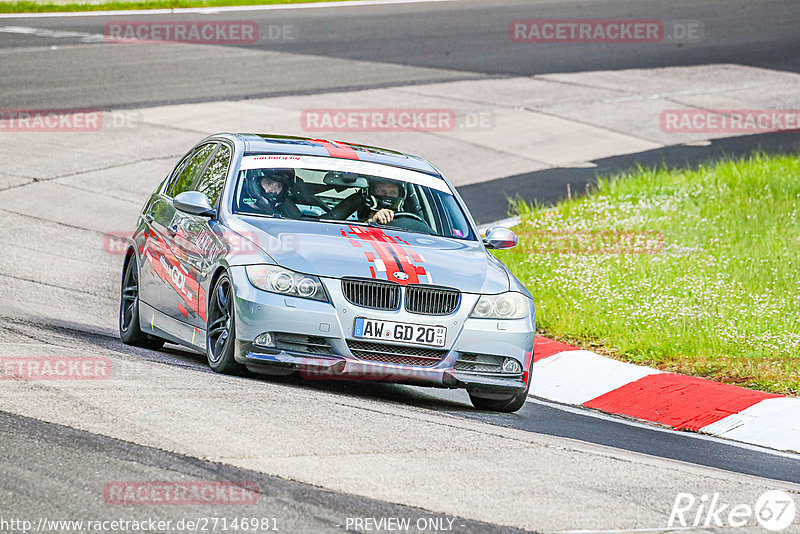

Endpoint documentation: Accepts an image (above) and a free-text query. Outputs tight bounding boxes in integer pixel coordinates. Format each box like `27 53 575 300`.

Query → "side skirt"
139 301 207 354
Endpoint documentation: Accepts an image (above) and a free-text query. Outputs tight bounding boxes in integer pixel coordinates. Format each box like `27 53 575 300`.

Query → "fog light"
253 332 273 348
502 358 522 374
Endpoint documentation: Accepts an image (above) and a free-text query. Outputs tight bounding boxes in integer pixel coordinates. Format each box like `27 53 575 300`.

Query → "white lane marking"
0 25 105 42
0 0 457 19
527 397 800 460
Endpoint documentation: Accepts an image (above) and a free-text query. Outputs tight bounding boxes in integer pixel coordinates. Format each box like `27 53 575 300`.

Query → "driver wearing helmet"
239 168 301 218
362 179 405 224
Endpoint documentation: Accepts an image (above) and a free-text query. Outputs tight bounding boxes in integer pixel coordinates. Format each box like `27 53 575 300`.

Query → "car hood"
228 216 510 294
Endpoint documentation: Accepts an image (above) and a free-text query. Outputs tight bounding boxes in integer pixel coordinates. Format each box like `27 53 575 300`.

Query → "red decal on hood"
340 228 362 247
343 225 429 285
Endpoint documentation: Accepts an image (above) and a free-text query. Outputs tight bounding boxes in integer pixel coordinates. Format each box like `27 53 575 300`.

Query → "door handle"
144 212 155 223
167 224 179 235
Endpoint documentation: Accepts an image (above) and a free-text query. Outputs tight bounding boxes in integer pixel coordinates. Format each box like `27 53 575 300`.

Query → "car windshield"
232 155 475 240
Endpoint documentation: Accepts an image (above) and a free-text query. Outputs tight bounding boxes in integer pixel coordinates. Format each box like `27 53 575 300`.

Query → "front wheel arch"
206 266 230 324
205 268 246 375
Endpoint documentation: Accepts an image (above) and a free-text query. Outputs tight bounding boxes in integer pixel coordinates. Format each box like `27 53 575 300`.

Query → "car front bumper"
230 266 535 393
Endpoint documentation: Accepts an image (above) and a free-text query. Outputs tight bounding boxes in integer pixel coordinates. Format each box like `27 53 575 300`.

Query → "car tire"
206 273 246 375
119 254 165 350
468 361 532 413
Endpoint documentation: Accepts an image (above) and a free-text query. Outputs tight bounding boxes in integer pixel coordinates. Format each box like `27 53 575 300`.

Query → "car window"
168 143 216 198
164 150 194 194
194 144 231 207
232 165 475 241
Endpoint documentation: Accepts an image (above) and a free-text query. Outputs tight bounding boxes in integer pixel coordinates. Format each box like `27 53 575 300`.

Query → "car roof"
228 133 442 176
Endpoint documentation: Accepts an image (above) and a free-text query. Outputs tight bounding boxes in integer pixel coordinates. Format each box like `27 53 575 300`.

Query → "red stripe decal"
177 300 189 319
341 228 362 247
407 249 424 263
583 374 781 431
359 227 417 284
533 335 579 363
376 229 416 282
343 225 429 284
311 139 359 160
141 234 207 323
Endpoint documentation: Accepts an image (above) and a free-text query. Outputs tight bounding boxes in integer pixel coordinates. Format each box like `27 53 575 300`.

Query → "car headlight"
469 292 529 320
245 265 328 302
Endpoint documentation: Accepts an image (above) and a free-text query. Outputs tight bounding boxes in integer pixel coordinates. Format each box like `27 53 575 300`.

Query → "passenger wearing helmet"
362 180 405 224
239 168 301 218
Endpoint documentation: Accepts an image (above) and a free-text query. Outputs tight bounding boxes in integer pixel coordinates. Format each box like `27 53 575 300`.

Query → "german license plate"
353 318 446 347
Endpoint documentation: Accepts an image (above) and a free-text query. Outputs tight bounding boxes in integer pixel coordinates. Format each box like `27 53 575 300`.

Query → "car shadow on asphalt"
242 368 478 412
8 315 478 412
154 341 483 412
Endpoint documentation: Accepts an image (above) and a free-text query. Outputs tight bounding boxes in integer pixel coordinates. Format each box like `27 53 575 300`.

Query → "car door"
144 142 217 326
138 148 195 311
168 142 232 330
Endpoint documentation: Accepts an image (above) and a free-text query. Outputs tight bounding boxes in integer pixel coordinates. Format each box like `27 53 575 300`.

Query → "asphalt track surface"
1 410 526 534
462 130 800 222
1 0 799 109
2 0 800 531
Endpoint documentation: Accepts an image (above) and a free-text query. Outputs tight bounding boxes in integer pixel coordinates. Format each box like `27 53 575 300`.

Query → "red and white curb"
529 336 800 454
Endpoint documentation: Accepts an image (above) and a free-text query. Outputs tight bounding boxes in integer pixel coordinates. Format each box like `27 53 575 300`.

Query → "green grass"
493 153 800 395
0 0 346 13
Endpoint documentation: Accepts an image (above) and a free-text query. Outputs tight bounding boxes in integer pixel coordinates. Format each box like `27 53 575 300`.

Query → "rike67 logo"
669 491 797 531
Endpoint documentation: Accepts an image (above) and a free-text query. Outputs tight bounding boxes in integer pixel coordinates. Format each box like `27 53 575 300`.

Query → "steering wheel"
392 212 427 224
388 212 434 234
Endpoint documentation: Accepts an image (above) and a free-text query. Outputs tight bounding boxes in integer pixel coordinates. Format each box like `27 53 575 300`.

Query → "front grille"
455 353 510 373
274 333 333 356
405 285 460 315
342 278 401 311
346 340 446 367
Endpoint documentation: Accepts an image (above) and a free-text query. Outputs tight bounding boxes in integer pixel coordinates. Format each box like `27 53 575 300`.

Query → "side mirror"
482 226 517 250
173 191 216 218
